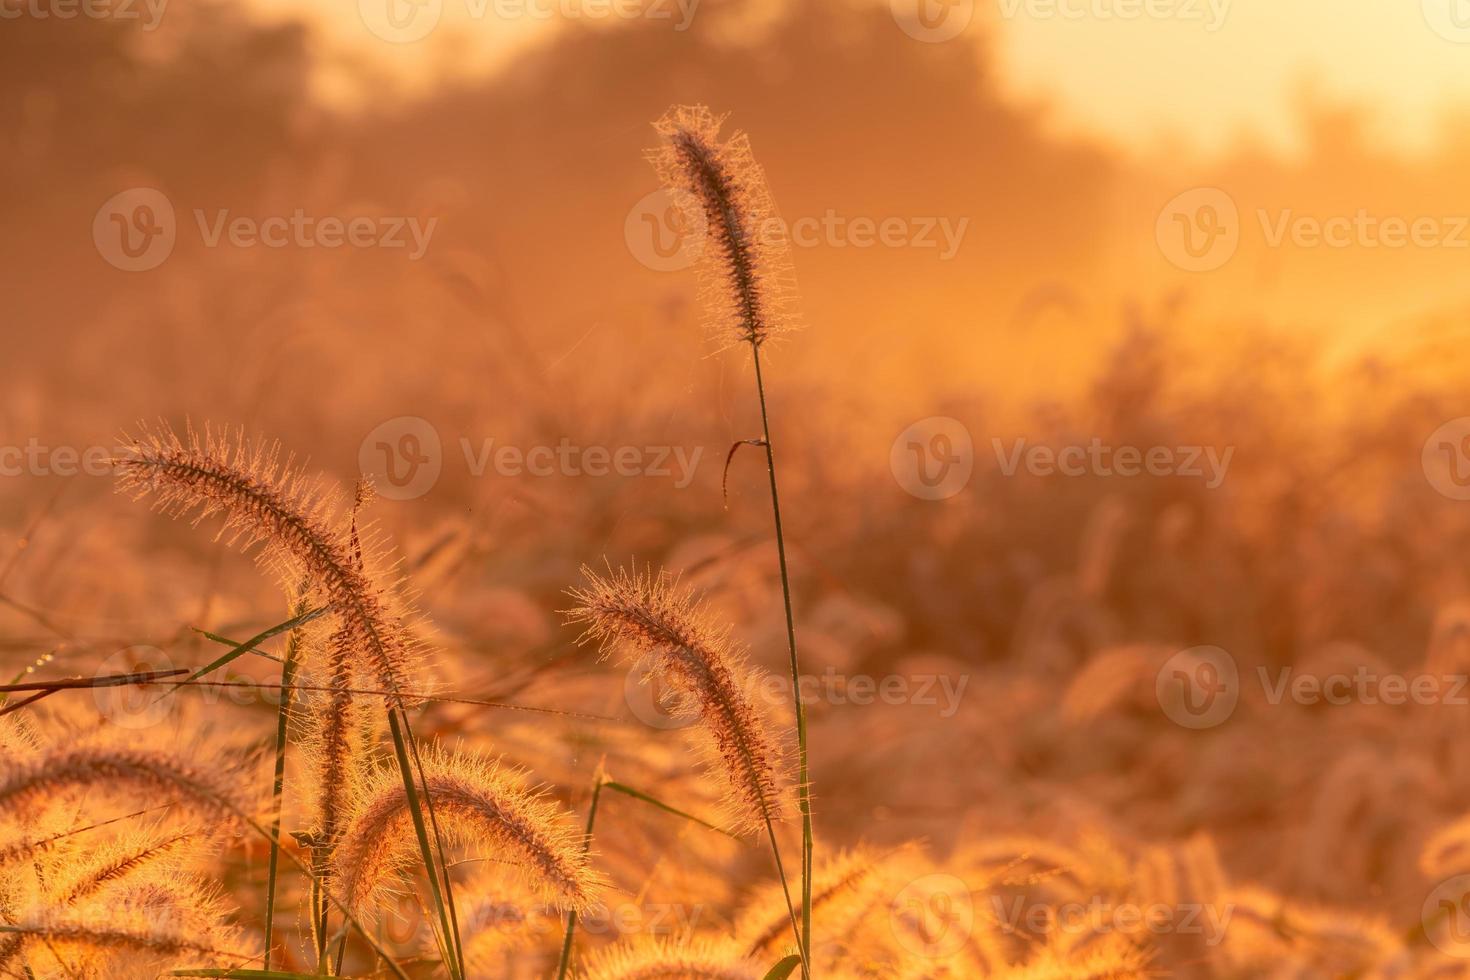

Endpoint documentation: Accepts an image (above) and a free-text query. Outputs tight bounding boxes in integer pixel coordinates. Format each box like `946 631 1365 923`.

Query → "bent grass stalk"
647 103 814 975
0 805 170 870
569 566 801 969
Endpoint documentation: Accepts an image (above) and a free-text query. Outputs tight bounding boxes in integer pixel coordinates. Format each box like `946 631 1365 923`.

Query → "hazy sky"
991 0 1470 157
246 0 1470 158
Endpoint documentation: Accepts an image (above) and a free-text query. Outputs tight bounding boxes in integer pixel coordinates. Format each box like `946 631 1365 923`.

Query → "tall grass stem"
751 344 813 977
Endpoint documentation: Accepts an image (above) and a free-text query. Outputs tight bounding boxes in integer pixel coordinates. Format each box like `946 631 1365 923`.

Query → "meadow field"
5 1 1470 977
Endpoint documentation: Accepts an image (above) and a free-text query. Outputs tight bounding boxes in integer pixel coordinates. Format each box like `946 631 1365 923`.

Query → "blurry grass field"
8 4 1470 978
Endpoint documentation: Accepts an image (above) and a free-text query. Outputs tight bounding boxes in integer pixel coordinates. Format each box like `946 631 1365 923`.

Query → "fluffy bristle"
440 870 542 970
0 744 250 825
113 421 426 700
568 565 792 835
0 878 251 978
1002 935 1154 980
304 626 370 846
52 828 195 906
737 844 913 959
331 747 604 918
647 104 798 350
580 935 760 980
1422 812 1470 878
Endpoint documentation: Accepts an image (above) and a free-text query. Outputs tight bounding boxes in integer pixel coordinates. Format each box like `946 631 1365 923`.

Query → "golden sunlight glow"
252 0 1470 155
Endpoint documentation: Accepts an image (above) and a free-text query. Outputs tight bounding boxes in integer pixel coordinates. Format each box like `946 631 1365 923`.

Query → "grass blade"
261 598 307 971
144 605 331 709
386 707 463 980
183 606 331 681
762 955 803 980
601 780 739 838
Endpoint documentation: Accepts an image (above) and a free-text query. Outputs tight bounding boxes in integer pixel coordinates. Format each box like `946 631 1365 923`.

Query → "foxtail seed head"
568 565 792 836
581 935 760 980
114 421 428 701
331 747 603 918
648 105 798 351
0 743 251 826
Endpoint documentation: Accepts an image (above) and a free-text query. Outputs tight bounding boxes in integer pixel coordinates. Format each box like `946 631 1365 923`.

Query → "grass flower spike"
0 744 250 825
648 105 798 350
649 103 815 974
581 935 760 980
569 565 791 835
331 747 603 917
114 421 426 699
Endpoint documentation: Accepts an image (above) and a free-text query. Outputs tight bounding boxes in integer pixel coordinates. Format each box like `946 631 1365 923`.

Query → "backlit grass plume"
580 935 760 980
331 747 602 918
297 620 376 952
1002 934 1153 980
52 828 195 906
737 844 912 961
648 103 815 975
442 872 542 974
0 879 252 979
647 105 797 350
113 421 426 699
1421 812 1470 878
567 564 804 975
0 743 250 825
309 632 364 847
1221 884 1395 975
568 565 791 835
